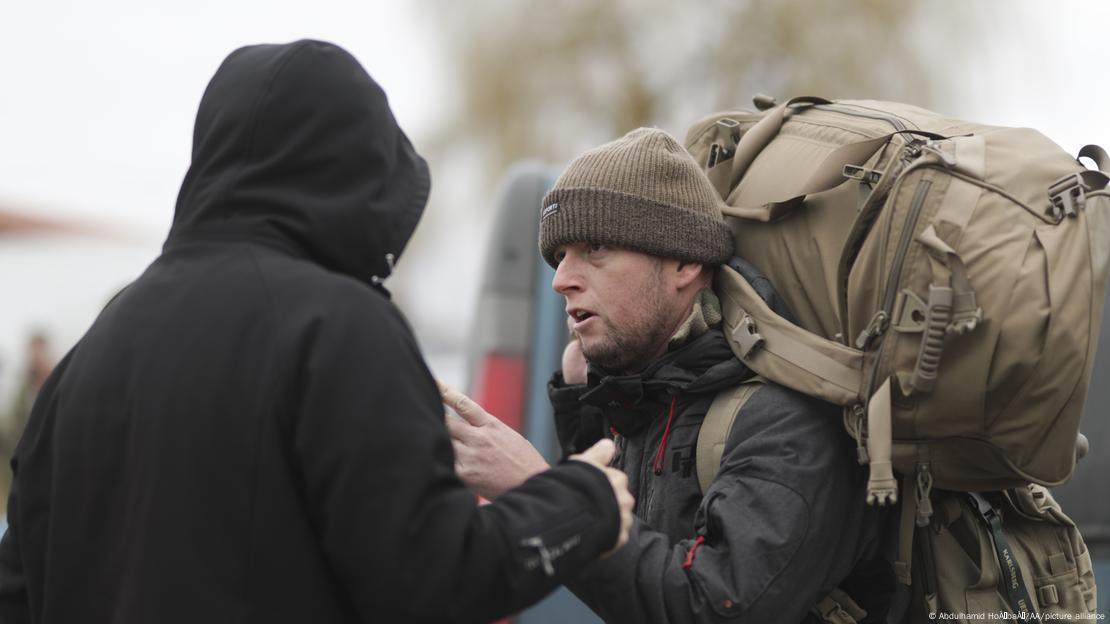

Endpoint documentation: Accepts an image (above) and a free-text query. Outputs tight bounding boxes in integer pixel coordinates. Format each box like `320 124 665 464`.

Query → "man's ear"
674 262 709 290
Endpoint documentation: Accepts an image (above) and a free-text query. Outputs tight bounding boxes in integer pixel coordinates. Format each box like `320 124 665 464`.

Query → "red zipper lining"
652 395 678 476
683 535 706 569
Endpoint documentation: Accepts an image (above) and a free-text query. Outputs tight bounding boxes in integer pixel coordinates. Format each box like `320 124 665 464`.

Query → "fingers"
568 438 615 468
561 339 588 385
443 409 474 445
600 466 633 556
568 439 631 555
438 379 492 426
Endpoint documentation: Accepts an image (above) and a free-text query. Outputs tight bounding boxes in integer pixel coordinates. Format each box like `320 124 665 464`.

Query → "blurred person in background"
2 332 53 456
0 331 54 513
0 39 634 624
448 128 894 624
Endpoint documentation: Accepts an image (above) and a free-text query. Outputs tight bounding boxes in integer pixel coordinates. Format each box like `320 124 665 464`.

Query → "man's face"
551 242 685 372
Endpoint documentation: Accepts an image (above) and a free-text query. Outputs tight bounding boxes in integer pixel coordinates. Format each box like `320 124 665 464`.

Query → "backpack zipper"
816 103 911 133
856 172 933 351
883 176 933 320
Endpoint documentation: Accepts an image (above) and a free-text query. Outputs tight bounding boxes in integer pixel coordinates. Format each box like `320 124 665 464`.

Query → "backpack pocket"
912 487 1097 620
984 223 1089 483
1001 485 1098 615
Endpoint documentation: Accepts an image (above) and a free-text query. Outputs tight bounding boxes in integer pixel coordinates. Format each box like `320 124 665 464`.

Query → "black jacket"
551 299 894 623
0 40 619 624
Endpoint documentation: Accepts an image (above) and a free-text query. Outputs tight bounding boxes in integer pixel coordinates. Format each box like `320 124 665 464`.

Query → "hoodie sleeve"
565 384 872 624
289 296 620 624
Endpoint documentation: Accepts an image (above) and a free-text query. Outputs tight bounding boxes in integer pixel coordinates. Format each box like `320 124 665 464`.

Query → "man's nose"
551 256 581 295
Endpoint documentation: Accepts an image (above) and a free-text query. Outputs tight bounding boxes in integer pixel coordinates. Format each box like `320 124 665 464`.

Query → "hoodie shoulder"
261 247 399 311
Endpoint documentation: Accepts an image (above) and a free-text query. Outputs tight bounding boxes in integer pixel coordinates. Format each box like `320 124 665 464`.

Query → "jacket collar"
580 328 751 436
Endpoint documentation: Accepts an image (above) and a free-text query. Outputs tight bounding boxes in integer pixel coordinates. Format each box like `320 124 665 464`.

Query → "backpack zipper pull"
915 463 934 526
920 142 956 168
855 310 889 349
851 405 869 465
902 139 926 162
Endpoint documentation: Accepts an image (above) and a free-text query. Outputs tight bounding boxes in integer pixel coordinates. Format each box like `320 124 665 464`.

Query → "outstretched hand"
440 381 633 554
440 380 551 499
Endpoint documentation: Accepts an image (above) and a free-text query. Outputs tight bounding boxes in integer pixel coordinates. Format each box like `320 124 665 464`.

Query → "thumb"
572 438 615 468
438 379 492 426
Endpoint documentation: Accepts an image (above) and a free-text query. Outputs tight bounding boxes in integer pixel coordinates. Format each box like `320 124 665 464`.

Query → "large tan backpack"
686 96 1108 620
696 380 1098 621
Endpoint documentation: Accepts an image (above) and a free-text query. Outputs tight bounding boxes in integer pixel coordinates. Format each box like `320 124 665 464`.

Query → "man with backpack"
447 127 894 623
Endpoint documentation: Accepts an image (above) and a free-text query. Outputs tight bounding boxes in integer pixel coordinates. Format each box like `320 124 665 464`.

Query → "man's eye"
554 251 566 263
588 243 606 253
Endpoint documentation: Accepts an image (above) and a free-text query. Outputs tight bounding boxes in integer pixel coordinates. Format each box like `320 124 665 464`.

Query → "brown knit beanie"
538 127 733 268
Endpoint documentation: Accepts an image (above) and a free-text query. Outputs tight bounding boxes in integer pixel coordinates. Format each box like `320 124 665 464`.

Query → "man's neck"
618 287 721 375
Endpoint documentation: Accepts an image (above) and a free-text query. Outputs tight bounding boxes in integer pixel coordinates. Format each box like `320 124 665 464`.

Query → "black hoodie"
0 40 619 624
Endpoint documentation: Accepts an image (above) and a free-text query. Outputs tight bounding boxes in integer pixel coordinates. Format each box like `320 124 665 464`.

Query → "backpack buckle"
733 314 765 359
842 164 883 185
1048 173 1090 219
706 118 742 169
716 117 741 143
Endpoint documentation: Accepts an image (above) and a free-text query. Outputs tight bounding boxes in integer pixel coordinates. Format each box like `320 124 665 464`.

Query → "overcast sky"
0 1 455 400
1 1 1109 406
0 1 442 235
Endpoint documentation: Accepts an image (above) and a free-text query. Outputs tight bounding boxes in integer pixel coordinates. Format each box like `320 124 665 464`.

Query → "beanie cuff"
539 187 733 268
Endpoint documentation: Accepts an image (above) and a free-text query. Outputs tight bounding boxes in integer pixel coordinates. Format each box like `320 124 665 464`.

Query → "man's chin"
581 344 626 372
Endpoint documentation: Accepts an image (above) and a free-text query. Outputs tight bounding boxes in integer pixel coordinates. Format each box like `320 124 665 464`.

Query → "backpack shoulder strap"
696 376 765 494
695 376 868 623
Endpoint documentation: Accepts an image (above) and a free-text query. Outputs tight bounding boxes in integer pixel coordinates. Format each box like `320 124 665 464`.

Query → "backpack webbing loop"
865 378 897 506
812 588 868 624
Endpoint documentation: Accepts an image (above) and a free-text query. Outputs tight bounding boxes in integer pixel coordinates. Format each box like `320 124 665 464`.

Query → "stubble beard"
581 277 674 373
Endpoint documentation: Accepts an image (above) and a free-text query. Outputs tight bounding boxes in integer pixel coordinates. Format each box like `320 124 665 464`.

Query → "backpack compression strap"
695 377 764 494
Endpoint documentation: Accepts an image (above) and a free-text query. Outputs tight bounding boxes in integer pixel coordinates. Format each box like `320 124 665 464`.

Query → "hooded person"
0 40 632 624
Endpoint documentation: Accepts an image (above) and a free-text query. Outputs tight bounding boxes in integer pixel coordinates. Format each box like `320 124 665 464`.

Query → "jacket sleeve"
548 372 607 459
289 298 620 624
566 385 870 624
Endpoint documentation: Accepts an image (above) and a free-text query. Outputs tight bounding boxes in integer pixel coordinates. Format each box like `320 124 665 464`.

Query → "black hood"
167 40 430 286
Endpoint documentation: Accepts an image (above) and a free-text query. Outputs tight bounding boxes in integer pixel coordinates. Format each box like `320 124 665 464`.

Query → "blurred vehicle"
467 163 1110 621
465 163 599 624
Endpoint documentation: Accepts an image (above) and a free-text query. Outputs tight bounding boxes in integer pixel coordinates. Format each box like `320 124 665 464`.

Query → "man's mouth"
568 308 596 326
